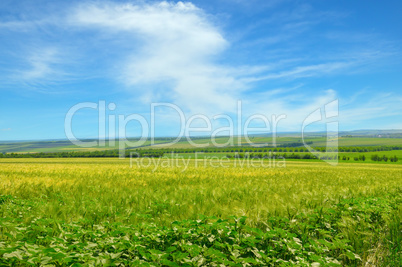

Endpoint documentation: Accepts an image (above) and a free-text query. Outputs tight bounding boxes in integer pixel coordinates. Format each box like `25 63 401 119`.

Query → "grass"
0 158 401 265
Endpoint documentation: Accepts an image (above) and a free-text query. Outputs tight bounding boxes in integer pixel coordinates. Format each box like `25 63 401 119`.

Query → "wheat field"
0 158 401 265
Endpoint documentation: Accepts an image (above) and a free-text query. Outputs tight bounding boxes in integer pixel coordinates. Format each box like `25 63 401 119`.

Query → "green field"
147 136 402 149
0 140 169 153
339 150 402 163
159 150 402 164
0 158 401 265
1 134 401 153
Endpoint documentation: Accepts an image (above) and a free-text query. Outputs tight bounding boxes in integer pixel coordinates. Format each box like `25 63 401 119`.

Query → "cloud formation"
68 1 246 114
67 1 365 120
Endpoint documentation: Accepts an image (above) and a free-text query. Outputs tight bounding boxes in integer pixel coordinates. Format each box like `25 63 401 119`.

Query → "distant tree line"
344 155 366 161
226 153 332 160
340 154 399 162
370 154 399 162
312 145 402 153
137 146 314 155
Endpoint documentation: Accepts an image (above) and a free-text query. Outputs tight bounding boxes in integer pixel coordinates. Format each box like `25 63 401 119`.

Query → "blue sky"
0 0 401 141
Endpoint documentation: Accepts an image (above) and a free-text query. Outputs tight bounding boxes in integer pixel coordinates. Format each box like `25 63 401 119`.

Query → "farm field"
141 136 402 150
0 139 171 153
1 135 401 154
312 137 402 147
0 158 401 265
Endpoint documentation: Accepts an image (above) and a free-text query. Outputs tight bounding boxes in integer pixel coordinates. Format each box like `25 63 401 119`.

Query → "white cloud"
241 88 339 131
68 1 368 118
339 93 402 126
9 47 74 92
69 1 247 114
242 62 354 83
0 43 73 92
20 48 60 80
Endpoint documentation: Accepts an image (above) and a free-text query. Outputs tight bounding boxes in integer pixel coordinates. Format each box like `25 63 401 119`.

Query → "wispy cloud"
19 48 62 80
340 93 402 126
1 46 74 93
242 62 354 83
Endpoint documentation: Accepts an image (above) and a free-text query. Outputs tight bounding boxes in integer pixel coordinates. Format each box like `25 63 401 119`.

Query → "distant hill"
0 130 401 153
